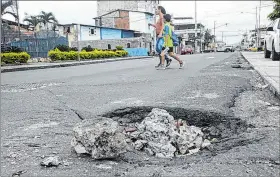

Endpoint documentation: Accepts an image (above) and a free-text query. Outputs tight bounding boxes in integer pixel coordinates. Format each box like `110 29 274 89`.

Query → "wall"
122 30 134 38
97 0 156 17
129 11 146 33
114 11 130 30
97 1 138 16
71 37 149 50
57 24 78 47
100 28 122 39
96 11 118 28
80 25 101 41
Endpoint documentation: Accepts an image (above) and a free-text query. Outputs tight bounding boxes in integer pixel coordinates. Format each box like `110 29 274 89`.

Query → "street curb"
240 52 280 99
1 56 153 73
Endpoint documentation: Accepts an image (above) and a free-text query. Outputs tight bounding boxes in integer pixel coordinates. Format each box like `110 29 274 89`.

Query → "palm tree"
38 11 58 51
23 15 42 57
1 0 17 19
268 0 280 21
1 0 19 42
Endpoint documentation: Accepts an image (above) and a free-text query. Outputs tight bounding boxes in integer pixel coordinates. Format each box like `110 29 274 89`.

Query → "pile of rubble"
71 108 211 159
125 108 211 158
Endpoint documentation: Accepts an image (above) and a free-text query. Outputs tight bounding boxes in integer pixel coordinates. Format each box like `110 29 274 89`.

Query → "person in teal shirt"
158 14 184 70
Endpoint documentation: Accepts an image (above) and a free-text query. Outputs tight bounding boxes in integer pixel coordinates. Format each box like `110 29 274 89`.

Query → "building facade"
173 20 206 52
55 23 152 51
97 0 157 17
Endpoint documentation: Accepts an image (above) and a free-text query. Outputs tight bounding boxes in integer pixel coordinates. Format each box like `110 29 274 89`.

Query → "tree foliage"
23 15 42 29
204 29 215 46
1 0 18 19
268 0 280 21
38 11 58 26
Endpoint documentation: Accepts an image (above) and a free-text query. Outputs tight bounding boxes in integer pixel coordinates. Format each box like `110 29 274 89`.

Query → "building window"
89 28 95 35
127 43 131 48
108 44 111 49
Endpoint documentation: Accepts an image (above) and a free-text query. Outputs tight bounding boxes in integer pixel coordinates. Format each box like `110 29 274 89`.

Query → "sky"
2 0 275 45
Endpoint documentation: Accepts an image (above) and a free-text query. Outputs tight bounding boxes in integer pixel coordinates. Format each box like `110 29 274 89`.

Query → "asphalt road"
1 52 279 177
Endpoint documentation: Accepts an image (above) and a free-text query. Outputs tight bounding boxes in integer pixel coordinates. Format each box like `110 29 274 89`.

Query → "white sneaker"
157 64 166 70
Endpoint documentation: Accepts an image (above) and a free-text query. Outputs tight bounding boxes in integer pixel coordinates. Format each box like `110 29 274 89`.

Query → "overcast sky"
3 0 275 44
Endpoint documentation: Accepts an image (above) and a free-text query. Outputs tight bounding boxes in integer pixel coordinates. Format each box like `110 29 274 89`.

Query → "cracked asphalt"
1 52 279 177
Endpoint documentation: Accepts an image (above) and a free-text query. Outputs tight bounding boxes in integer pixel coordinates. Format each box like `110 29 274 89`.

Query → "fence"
10 36 68 58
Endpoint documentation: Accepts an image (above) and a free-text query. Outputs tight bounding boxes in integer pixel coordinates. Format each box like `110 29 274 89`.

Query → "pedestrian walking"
157 14 184 70
148 5 172 68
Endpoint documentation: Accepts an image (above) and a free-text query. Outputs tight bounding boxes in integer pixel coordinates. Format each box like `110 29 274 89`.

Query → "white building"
97 0 158 17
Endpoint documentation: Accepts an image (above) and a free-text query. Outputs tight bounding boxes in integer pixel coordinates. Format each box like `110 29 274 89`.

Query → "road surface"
1 52 279 176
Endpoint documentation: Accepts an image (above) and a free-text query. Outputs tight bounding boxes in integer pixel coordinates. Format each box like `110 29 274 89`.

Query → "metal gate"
10 36 68 58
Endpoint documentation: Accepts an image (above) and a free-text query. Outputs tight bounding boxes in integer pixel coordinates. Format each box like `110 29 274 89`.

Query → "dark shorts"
162 47 173 53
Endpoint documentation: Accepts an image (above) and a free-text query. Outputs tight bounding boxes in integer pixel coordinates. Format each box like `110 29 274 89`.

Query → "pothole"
71 106 255 161
102 107 251 155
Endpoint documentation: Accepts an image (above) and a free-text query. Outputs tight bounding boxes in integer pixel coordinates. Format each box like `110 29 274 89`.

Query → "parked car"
224 45 234 52
181 46 194 55
264 18 280 61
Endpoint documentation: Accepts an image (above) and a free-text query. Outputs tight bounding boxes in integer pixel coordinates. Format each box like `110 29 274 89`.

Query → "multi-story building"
95 0 159 52
173 17 206 52
97 0 158 17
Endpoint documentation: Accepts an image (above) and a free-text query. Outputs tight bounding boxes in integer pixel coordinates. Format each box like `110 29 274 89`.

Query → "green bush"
116 46 123 50
82 45 94 52
48 48 128 61
54 44 70 52
0 52 30 64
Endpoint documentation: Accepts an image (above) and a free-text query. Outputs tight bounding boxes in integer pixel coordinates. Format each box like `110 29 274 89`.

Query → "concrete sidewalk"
241 52 280 97
0 56 152 73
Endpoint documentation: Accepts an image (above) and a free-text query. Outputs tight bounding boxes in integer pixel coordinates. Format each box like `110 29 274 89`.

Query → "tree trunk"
46 24 49 57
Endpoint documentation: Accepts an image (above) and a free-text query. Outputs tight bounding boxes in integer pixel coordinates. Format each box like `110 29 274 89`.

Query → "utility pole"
258 0 261 48
153 1 157 53
256 6 258 48
222 31 223 42
15 0 21 40
200 26 202 53
194 0 197 53
76 24 81 62
214 21 216 52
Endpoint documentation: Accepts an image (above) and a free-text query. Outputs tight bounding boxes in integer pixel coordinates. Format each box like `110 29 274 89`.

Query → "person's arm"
163 25 169 46
148 23 156 28
158 15 164 37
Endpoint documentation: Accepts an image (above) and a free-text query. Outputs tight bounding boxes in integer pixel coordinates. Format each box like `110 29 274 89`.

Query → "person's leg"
168 50 184 68
169 52 182 63
157 47 169 69
155 55 161 68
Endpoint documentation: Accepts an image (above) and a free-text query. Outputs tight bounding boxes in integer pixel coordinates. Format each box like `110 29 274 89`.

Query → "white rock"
134 140 147 150
40 156 61 167
72 117 127 160
201 139 211 148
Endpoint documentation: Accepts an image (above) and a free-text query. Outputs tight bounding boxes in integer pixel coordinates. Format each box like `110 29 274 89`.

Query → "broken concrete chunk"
201 139 211 148
72 117 127 160
123 108 211 157
134 140 147 150
40 156 61 167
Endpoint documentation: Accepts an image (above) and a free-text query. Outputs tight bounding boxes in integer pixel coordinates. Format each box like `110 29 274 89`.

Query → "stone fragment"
201 139 211 148
40 156 61 167
72 117 127 160
134 140 147 150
